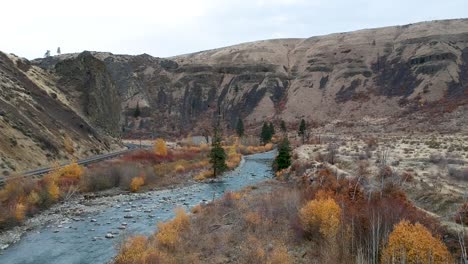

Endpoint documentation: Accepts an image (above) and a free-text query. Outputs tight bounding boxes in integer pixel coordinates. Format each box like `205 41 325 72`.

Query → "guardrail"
0 147 137 187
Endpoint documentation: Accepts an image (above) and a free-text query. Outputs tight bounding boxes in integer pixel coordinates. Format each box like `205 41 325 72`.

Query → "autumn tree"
382 220 452 264
298 119 306 144
274 137 291 171
299 197 341 240
154 138 168 156
236 118 244 137
210 127 227 177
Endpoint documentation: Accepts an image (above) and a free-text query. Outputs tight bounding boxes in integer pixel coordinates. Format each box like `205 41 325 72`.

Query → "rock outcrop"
31 19 468 136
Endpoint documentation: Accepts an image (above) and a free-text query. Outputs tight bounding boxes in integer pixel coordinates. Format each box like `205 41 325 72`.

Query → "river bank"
0 151 275 263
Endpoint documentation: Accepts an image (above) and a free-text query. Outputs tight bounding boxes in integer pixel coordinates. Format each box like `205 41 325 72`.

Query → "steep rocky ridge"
35 19 468 137
0 52 121 175
30 19 468 137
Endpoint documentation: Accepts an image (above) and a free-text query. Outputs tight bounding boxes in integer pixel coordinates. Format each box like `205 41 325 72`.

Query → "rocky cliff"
3 18 468 173
0 52 121 175
30 19 468 137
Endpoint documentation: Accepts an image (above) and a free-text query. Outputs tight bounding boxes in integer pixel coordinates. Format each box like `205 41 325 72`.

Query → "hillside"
2 18 468 173
0 52 122 175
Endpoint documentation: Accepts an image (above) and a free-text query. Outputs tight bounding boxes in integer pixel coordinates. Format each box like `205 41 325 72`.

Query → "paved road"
0 144 145 186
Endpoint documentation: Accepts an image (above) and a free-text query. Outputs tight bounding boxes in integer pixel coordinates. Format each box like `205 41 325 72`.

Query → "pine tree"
57 47 61 55
298 119 306 144
274 137 291 171
134 102 141 118
236 118 244 137
280 120 287 133
210 127 228 177
260 122 272 144
269 122 275 136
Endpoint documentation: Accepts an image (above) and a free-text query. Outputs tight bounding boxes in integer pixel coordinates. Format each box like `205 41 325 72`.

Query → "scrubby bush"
114 235 148 264
299 197 341 240
154 138 168 156
156 208 190 249
130 176 145 192
382 220 451 264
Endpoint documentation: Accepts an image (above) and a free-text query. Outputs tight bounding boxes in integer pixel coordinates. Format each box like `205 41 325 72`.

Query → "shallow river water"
0 151 275 264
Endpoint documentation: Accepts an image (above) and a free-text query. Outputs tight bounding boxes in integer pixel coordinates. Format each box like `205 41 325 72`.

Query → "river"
0 150 275 264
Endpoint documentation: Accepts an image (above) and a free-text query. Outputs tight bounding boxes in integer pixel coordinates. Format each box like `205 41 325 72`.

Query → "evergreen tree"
57 47 61 55
280 120 287 133
274 137 291 171
134 102 141 118
260 122 272 144
298 119 306 144
210 127 228 177
236 118 244 137
269 122 275 136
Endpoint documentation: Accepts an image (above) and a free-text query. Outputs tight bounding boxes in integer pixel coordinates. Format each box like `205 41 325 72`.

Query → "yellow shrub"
15 203 26 222
175 165 185 173
264 143 274 151
27 191 40 205
154 138 168 156
114 235 148 264
199 143 210 152
47 180 60 201
382 220 452 264
156 208 190 249
130 177 145 192
299 197 341 240
194 170 213 181
269 244 290 264
59 162 84 180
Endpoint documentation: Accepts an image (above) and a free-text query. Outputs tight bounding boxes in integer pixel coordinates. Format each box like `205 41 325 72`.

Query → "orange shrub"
175 165 185 173
156 208 190 249
382 220 452 264
130 176 145 192
114 235 148 264
154 138 168 156
14 203 26 222
299 197 341 240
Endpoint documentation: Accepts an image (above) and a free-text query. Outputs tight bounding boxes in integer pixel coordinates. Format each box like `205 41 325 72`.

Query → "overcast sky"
2 0 467 59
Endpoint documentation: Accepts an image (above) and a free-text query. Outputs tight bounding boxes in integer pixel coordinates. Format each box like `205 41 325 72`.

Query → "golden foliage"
156 208 190 249
46 178 60 201
175 165 185 173
15 203 26 221
130 176 145 192
27 191 40 206
114 235 148 264
299 197 341 240
154 138 168 156
194 170 214 181
382 220 452 264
